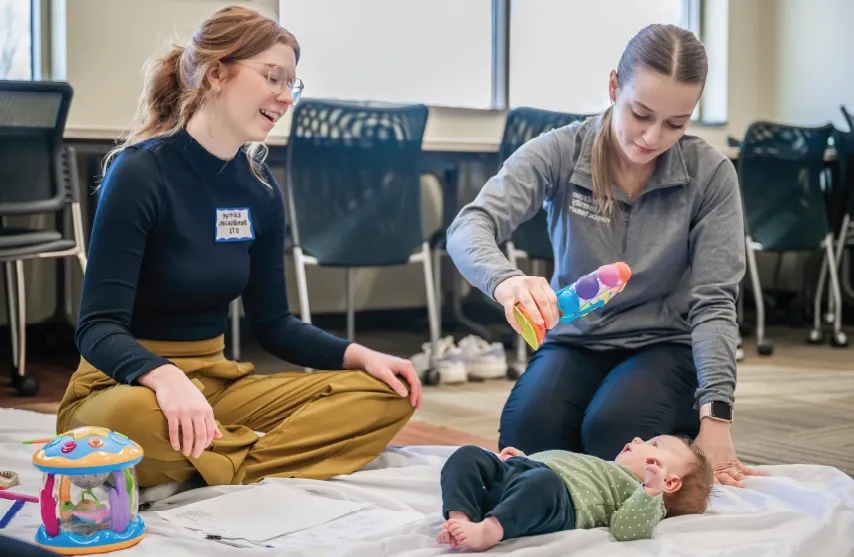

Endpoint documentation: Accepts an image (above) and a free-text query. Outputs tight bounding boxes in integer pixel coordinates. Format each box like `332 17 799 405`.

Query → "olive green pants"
56 336 414 488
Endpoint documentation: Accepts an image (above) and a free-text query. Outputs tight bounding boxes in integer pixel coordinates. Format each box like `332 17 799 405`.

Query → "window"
277 0 727 122
508 0 696 115
279 0 496 109
0 0 35 79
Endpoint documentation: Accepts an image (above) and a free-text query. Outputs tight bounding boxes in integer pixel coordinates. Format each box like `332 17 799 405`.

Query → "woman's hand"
344 344 422 409
137 364 223 459
693 418 767 487
493 275 560 334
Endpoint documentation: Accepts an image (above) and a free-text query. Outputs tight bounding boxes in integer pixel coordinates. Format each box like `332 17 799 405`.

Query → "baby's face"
614 435 695 481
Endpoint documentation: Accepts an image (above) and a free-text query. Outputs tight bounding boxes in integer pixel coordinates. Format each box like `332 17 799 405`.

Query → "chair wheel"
831 331 848 347
757 340 773 356
506 365 522 380
13 374 39 397
806 329 825 345
423 368 441 386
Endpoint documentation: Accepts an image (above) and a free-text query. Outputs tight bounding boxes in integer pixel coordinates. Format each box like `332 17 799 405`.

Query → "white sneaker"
410 336 468 384
458 335 508 380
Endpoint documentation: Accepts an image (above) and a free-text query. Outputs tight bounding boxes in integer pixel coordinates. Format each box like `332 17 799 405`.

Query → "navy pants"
499 342 700 458
440 445 575 540
0 534 58 556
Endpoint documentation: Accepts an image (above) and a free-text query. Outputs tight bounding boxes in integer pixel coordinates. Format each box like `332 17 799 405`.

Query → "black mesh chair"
284 99 440 365
0 80 88 395
501 108 593 268
738 121 844 355
498 108 593 378
834 106 854 307
821 126 854 323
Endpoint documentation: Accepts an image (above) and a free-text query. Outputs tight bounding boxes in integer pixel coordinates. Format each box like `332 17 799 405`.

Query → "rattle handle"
0 490 38 503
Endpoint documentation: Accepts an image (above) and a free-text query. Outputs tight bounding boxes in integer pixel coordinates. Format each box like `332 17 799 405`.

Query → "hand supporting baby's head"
614 435 714 516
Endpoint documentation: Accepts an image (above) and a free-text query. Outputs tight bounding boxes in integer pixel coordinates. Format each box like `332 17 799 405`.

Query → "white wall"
772 0 854 129
8 0 814 325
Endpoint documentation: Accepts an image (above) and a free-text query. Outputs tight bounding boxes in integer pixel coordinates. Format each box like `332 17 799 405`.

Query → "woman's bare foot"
447 516 504 552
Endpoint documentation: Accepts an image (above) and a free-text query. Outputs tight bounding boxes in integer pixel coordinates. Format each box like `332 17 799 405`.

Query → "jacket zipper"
621 204 630 254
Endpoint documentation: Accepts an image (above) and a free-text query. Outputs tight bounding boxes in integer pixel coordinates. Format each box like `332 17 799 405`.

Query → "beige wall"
9 0 842 325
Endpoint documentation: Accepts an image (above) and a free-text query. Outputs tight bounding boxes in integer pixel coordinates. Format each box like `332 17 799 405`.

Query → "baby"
437 435 714 551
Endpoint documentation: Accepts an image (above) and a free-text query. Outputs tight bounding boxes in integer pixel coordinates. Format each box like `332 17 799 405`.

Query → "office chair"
0 80 88 396
284 99 441 382
737 120 844 355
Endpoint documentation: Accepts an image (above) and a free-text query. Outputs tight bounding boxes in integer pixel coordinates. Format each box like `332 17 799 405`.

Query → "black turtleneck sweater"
76 129 351 384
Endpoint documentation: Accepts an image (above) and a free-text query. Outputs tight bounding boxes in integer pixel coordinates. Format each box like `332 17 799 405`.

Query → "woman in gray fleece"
446 23 765 488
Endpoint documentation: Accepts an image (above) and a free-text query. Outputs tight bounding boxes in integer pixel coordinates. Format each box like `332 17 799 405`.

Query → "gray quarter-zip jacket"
446 114 745 408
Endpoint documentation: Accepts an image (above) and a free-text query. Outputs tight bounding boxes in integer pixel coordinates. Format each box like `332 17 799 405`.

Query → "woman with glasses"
57 5 421 489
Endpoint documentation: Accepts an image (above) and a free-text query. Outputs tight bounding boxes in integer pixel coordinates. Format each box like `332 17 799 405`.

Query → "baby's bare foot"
447 511 471 522
436 527 452 545
447 516 504 552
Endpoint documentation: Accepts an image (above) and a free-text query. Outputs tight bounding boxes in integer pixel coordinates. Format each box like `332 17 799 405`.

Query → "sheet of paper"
156 482 369 542
269 507 425 549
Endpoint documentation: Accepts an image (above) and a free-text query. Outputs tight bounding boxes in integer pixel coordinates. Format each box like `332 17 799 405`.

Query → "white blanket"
2 408 853 556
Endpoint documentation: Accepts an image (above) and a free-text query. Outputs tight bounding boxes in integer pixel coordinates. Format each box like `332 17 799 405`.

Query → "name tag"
215 208 255 242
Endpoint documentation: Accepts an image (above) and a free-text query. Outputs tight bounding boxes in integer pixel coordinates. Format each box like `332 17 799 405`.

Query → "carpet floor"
2 327 852 475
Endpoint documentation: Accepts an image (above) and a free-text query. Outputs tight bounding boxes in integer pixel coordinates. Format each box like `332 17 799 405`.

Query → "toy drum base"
35 515 145 555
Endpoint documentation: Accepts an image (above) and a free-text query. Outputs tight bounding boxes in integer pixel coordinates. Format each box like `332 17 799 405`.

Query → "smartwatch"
700 401 733 422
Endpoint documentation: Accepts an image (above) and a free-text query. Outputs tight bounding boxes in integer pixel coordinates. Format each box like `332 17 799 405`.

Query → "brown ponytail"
591 105 617 217
99 5 301 185
591 23 708 218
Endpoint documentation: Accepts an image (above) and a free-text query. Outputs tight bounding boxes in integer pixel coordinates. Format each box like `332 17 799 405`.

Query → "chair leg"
745 235 772 356
14 260 26 379
420 243 440 346
11 260 36 395
345 268 355 341
810 248 829 344
823 234 848 347
293 247 312 324
823 215 850 325
834 215 853 300
432 248 443 310
844 249 854 301
4 262 18 368
230 298 241 361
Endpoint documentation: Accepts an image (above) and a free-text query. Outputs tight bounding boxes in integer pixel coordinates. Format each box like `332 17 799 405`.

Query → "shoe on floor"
458 335 508 380
410 336 468 384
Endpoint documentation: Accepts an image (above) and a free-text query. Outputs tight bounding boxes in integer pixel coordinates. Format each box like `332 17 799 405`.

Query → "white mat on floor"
2 408 853 556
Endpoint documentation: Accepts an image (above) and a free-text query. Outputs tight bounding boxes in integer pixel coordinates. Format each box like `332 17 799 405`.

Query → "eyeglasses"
237 61 304 104
266 71 304 104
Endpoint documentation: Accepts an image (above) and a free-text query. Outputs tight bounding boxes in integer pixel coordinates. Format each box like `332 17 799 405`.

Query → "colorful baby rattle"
28 426 146 555
514 261 632 350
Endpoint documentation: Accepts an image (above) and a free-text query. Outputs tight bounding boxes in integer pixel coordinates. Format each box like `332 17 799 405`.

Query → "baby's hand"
643 457 666 496
498 447 524 461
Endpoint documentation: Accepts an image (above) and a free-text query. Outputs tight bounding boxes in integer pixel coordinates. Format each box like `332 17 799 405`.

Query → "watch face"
711 401 733 420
